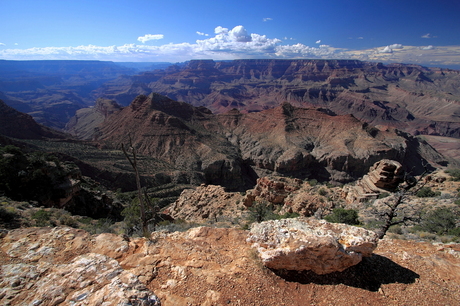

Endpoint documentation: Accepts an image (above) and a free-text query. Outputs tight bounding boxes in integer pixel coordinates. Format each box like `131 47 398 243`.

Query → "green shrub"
121 196 159 235
416 187 441 198
388 224 403 235
378 192 390 199
417 207 459 235
445 169 460 181
247 201 277 223
0 206 19 222
277 211 300 219
308 179 318 186
32 209 52 227
318 188 328 196
324 208 360 225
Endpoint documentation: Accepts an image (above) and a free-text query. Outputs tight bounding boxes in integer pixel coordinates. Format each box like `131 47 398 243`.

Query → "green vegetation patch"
324 208 360 225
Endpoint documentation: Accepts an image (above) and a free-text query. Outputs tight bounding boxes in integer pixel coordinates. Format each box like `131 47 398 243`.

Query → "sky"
1 0 460 68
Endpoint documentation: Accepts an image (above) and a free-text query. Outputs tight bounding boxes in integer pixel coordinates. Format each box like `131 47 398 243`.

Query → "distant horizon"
1 57 460 71
1 1 459 68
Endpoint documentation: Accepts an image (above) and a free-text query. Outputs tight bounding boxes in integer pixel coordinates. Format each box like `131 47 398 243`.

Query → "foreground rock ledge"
247 217 379 274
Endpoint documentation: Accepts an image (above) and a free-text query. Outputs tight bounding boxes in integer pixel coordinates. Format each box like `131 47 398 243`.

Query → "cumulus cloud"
0 43 5 46
196 31 209 36
137 34 164 43
422 33 432 38
378 44 403 54
389 44 403 49
316 40 321 44
379 46 393 53
2 25 458 67
263 17 272 22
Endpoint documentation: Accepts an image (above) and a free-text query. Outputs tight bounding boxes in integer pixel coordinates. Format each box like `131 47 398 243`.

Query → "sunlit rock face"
247 217 379 274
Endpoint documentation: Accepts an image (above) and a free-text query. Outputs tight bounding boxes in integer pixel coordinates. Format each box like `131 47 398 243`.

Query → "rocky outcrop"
0 227 160 305
166 184 245 221
247 217 379 274
245 177 303 205
344 159 405 203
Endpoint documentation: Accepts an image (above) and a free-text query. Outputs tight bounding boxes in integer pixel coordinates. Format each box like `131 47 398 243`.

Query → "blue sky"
1 0 460 67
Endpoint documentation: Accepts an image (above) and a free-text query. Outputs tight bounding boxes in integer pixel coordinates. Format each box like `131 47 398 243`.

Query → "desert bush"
378 192 390 199
247 200 278 223
32 209 52 227
388 224 403 235
121 196 159 235
445 169 460 181
416 207 459 235
318 188 328 196
324 208 360 225
57 212 79 228
0 206 19 222
156 219 200 233
416 187 441 198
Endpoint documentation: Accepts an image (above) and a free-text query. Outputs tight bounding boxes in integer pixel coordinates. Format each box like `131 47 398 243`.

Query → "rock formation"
247 217 379 274
344 159 405 203
88 92 445 189
65 98 122 140
166 184 245 221
0 227 159 305
96 59 460 143
0 99 65 139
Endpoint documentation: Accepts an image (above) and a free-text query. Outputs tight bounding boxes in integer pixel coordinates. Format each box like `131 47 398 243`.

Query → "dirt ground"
1 226 460 306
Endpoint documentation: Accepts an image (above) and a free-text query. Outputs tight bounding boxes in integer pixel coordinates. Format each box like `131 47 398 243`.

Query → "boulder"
247 217 378 274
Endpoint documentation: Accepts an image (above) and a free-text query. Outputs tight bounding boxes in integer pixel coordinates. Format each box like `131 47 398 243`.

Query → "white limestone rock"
247 217 378 274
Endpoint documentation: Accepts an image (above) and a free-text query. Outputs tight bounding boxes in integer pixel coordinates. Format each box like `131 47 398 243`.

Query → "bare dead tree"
121 136 153 237
375 165 429 239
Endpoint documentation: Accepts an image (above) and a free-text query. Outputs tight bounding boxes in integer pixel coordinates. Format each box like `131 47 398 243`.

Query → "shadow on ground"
271 254 419 291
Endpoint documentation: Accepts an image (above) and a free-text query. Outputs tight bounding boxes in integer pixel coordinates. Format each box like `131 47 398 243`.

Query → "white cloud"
357 37 364 40
1 25 459 68
263 17 272 22
378 44 403 54
196 31 209 36
0 43 5 46
214 26 228 34
316 40 321 44
379 46 393 53
422 33 432 38
389 44 403 49
137 34 164 43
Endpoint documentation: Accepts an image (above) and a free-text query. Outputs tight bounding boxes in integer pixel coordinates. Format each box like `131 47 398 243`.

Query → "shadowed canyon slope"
95 59 460 140
89 92 445 190
0 99 66 140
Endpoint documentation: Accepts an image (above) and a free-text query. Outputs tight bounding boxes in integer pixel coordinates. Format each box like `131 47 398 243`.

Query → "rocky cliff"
95 59 460 142
90 93 445 189
0 99 66 140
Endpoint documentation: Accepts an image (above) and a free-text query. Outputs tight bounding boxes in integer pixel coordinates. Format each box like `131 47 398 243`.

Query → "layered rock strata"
344 159 405 203
90 93 445 189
